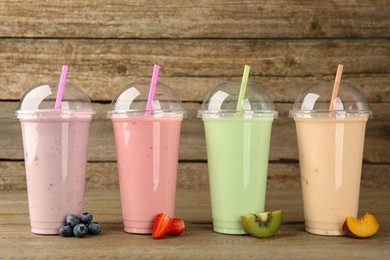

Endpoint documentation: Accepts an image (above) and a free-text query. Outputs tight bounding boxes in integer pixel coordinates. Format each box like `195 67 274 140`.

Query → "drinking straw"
329 64 344 111
54 65 68 109
145 64 160 115
236 65 250 111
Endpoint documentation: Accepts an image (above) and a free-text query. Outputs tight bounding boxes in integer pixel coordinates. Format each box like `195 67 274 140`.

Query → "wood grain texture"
0 0 389 38
0 188 389 259
0 39 389 101
1 0 389 191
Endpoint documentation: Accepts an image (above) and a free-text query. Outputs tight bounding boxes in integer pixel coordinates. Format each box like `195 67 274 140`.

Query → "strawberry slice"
152 213 174 239
167 218 185 236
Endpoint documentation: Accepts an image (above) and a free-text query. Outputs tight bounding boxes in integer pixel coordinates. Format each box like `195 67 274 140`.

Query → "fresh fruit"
80 212 93 224
152 214 185 238
73 223 88 238
167 218 185 236
59 225 74 237
241 210 282 238
342 212 380 238
60 212 101 238
88 222 101 235
152 213 174 239
66 214 80 227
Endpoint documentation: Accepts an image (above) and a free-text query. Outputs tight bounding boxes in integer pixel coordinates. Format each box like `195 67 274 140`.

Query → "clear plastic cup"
15 82 95 235
289 81 372 236
198 82 278 234
108 82 185 234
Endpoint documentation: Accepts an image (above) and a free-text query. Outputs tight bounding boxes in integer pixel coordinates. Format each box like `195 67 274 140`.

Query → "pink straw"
329 64 344 111
54 65 68 109
145 64 160 115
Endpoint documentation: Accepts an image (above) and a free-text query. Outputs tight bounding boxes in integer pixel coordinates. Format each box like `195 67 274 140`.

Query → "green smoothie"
203 117 274 234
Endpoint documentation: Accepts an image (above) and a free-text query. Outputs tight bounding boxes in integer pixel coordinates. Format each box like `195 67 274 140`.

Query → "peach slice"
342 212 380 238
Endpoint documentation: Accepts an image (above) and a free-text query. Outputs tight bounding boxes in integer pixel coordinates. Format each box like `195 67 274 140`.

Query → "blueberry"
73 223 88 238
66 214 80 227
59 225 73 237
88 222 101 235
80 212 93 224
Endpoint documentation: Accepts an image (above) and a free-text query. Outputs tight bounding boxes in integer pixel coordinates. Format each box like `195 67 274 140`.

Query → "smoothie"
111 116 182 234
203 117 274 234
294 117 368 235
19 113 92 234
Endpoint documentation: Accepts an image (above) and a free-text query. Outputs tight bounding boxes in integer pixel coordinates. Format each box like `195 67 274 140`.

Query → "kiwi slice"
241 210 282 238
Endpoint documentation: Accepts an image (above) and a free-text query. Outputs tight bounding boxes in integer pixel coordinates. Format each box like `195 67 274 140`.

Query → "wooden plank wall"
0 1 389 190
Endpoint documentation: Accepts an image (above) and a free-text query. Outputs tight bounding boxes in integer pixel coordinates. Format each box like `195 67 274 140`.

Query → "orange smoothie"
294 116 368 235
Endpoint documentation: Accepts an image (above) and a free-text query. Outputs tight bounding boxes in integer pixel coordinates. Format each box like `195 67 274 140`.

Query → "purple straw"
54 65 68 109
145 64 160 115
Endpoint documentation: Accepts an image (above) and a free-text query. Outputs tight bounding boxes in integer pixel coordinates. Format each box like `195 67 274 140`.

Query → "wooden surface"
0 188 389 258
0 0 389 190
0 1 389 38
1 2 389 258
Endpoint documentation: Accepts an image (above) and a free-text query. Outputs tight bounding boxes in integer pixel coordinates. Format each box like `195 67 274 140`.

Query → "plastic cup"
198 82 278 234
289 81 372 236
108 82 185 234
14 82 95 235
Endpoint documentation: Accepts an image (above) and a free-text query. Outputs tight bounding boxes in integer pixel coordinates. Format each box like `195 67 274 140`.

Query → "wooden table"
0 188 389 259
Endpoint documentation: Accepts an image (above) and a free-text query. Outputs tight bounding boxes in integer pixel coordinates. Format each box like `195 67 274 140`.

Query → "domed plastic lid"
107 82 185 117
289 81 372 118
15 82 94 118
197 81 278 118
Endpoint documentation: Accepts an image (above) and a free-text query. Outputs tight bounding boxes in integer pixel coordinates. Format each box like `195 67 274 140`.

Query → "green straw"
236 65 250 111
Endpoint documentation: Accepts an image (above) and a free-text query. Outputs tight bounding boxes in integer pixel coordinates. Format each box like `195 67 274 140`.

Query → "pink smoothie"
111 116 182 234
19 113 92 234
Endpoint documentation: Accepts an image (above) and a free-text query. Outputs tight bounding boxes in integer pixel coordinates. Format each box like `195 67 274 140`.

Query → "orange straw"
329 64 344 111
